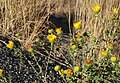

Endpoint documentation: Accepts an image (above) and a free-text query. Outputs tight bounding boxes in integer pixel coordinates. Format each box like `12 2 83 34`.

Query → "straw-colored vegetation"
0 0 120 82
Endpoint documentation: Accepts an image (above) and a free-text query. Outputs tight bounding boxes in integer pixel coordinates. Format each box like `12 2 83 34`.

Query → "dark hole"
48 14 73 34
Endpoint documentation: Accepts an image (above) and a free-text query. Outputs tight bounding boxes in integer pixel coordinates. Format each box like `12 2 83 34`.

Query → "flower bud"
110 56 117 62
48 29 54 33
74 66 80 72
35 38 40 42
101 50 108 57
15 33 20 37
54 65 61 71
71 44 77 50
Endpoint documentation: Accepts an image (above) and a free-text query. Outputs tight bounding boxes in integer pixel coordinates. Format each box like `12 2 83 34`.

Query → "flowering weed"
0 0 119 83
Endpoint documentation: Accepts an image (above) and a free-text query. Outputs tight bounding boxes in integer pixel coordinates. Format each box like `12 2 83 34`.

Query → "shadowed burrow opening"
48 14 73 34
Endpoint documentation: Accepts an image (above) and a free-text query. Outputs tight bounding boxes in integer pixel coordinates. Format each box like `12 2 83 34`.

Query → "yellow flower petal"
58 69 64 75
0 69 3 76
6 41 14 49
92 5 101 13
54 65 61 71
73 21 82 29
47 34 57 43
113 8 119 15
110 56 117 62
71 44 77 50
74 66 80 72
101 50 108 57
55 28 63 35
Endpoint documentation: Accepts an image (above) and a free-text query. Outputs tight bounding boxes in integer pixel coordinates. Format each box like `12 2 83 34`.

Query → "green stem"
31 52 42 74
27 60 39 76
34 50 71 68
38 42 72 68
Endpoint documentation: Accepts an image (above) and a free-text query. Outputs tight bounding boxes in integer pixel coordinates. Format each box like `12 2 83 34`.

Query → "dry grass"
0 0 119 63
0 0 120 82
0 0 119 48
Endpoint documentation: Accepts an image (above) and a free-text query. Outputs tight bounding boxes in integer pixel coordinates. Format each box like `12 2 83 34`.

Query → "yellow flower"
110 56 117 62
92 5 101 13
113 8 119 15
64 69 73 76
0 69 3 76
74 66 80 72
101 50 108 57
47 34 57 43
6 41 14 49
54 65 61 71
58 69 64 75
73 21 82 29
71 44 77 50
55 28 63 35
